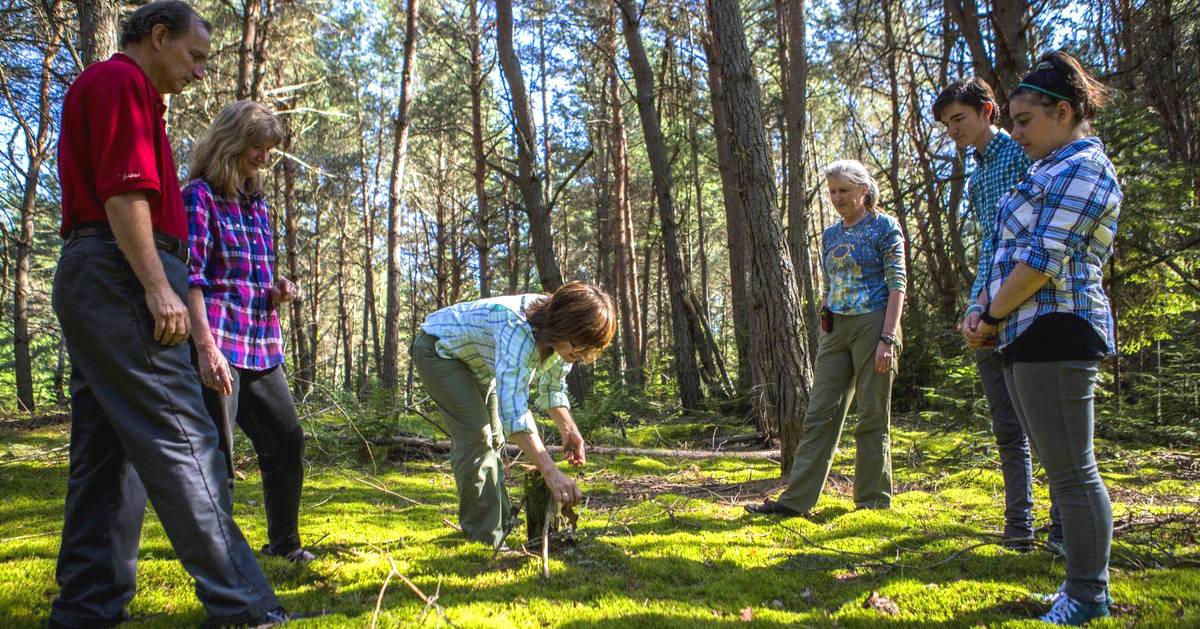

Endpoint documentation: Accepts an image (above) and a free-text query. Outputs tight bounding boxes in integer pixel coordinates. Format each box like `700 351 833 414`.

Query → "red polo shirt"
57 53 187 240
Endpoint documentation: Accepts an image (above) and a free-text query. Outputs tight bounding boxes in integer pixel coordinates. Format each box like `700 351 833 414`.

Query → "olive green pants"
778 309 898 513
411 331 514 547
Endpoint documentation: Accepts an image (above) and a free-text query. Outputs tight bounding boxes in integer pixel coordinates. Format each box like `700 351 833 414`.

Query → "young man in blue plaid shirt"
935 77 1061 552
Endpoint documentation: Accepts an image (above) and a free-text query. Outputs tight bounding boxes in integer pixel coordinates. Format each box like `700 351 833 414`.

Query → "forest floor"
2 410 1198 628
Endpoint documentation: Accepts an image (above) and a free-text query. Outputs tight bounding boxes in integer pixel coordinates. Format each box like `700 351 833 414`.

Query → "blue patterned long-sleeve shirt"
967 129 1031 303
821 212 907 314
983 137 1122 354
419 295 572 436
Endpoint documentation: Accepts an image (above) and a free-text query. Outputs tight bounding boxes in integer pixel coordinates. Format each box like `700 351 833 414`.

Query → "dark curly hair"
119 1 211 48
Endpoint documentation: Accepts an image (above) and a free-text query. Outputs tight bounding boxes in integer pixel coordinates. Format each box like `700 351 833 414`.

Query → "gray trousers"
1003 359 1111 602
50 237 279 627
976 349 1062 541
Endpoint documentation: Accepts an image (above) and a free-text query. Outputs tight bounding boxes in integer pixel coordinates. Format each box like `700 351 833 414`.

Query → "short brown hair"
932 77 999 124
120 1 211 48
525 282 616 364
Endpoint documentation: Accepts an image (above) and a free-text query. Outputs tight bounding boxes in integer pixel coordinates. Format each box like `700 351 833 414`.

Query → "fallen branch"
365 435 779 460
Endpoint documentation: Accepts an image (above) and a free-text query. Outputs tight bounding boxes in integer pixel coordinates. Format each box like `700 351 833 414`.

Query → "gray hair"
823 159 880 211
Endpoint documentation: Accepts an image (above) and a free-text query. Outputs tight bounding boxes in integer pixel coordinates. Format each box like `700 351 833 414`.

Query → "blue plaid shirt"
984 137 1122 354
420 295 572 436
967 129 1031 303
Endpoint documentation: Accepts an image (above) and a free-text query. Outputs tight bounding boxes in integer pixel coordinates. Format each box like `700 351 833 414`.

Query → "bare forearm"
509 430 557 473
105 192 171 293
187 288 217 350
546 406 575 431
882 290 905 336
987 263 1050 318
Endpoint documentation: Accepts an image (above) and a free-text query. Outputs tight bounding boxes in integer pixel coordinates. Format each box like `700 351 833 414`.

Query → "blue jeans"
976 349 1062 542
1003 359 1111 603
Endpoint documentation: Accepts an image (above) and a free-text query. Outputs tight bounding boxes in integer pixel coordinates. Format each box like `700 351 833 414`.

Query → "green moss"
1 424 1197 627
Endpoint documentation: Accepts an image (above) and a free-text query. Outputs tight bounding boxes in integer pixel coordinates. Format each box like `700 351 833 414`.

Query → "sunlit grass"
1 419 1197 627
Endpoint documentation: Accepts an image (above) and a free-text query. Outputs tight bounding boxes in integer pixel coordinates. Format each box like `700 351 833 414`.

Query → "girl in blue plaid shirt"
963 52 1119 626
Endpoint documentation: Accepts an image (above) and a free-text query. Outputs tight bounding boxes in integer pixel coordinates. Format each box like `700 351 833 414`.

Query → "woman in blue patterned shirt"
964 52 1119 626
411 283 615 548
748 159 907 518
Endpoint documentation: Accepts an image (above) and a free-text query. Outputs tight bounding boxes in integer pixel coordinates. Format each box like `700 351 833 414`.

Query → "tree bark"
605 6 643 387
281 129 310 396
496 0 563 291
617 0 704 411
707 0 813 473
382 0 420 389
78 0 118 66
237 0 262 99
701 31 752 394
468 0 493 298
943 0 1030 122
783 0 820 362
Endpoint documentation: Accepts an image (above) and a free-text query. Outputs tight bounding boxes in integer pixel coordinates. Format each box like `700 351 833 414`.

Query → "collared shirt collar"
112 52 166 115
968 128 1011 164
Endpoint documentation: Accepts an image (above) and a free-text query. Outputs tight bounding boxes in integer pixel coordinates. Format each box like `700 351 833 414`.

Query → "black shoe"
1001 536 1036 553
744 499 806 518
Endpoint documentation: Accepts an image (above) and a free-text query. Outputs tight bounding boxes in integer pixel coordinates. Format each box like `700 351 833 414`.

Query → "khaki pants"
778 309 898 513
411 331 514 547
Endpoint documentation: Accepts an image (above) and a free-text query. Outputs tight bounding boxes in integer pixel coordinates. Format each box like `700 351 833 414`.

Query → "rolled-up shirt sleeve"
534 357 573 411
492 317 538 436
1014 161 1118 279
882 218 907 292
184 183 214 290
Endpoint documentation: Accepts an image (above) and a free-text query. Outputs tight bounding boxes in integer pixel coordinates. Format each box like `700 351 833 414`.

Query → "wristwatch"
880 334 899 346
979 306 1003 326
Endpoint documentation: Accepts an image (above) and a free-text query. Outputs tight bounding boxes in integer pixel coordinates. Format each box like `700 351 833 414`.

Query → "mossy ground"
1 415 1197 628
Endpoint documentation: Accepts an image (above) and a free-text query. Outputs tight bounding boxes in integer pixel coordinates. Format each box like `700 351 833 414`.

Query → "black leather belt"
67 224 190 264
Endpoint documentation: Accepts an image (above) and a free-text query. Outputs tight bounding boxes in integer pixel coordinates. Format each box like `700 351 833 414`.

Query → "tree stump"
523 469 559 544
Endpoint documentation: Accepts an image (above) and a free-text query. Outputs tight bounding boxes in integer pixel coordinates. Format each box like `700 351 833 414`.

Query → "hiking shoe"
1037 581 1113 606
261 545 316 563
202 606 300 628
744 499 806 518
1038 593 1110 626
1001 535 1037 553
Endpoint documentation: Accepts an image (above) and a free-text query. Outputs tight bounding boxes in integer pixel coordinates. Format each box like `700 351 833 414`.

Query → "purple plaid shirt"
184 178 285 370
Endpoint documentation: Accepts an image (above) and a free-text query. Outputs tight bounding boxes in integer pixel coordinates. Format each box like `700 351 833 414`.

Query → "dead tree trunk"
617 0 704 411
496 0 563 291
707 0 813 473
382 0 420 389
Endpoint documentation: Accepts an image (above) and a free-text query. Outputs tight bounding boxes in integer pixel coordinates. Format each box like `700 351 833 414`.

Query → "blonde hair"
823 159 880 211
189 100 285 198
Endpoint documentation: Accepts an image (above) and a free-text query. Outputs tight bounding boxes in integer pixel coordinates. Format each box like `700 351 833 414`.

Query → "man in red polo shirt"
51 2 290 627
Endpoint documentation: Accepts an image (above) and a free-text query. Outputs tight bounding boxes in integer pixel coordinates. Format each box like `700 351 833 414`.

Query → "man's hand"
269 277 299 304
147 287 191 346
196 343 233 395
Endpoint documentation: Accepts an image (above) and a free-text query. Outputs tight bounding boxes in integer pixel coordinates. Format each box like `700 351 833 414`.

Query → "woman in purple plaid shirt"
184 101 314 563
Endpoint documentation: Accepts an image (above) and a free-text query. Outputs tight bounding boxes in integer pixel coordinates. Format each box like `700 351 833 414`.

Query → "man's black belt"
67 224 190 264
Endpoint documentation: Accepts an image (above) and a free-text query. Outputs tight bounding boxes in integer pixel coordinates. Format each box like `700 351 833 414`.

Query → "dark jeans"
1003 359 1112 603
202 365 305 554
976 349 1062 542
50 237 279 627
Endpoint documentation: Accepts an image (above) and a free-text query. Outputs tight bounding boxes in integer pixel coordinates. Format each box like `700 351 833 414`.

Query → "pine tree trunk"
469 0 492 298
617 0 704 411
707 0 813 472
78 0 118 66
496 0 563 292
382 0 420 389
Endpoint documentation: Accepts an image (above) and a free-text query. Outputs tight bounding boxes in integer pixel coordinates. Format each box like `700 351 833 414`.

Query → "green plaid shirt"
967 129 1031 303
419 295 572 436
